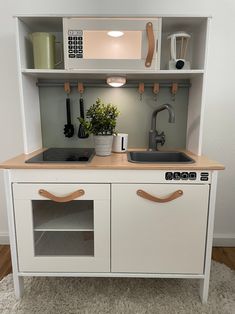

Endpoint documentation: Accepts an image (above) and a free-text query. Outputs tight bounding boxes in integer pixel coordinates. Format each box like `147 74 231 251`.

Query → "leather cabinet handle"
137 189 183 203
38 189 85 202
145 22 155 67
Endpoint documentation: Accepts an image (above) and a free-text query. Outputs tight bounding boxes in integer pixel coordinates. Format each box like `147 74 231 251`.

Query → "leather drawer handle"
137 189 183 203
38 189 85 202
145 22 155 67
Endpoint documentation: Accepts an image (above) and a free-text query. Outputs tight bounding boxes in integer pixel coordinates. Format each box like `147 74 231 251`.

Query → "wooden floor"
0 245 12 280
0 245 234 281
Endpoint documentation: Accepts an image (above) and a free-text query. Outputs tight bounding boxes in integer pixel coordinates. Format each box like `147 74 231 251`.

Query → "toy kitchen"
0 15 224 304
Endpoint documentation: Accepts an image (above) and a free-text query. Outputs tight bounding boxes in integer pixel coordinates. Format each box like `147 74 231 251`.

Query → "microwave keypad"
67 30 83 58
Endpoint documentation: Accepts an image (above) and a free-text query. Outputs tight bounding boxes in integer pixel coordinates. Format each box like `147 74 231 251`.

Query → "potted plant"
78 98 120 156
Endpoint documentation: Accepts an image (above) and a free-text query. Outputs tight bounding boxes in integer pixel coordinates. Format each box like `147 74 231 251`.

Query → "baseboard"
213 233 235 247
0 232 10 244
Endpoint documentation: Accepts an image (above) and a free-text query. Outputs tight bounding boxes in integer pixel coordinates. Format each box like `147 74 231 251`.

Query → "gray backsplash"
39 86 189 149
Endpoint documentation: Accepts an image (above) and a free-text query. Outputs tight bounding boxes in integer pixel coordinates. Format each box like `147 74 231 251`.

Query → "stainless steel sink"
127 151 195 163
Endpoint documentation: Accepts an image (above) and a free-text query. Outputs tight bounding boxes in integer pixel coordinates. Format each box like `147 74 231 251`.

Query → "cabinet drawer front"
13 183 110 200
111 184 209 274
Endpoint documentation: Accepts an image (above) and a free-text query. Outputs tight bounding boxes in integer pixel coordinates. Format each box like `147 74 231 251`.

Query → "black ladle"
64 97 74 138
78 97 89 138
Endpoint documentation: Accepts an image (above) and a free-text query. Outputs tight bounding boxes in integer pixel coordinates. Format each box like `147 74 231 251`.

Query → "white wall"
0 0 234 245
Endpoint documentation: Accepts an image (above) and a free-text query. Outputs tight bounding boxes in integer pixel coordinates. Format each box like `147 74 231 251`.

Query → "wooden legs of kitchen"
4 169 218 303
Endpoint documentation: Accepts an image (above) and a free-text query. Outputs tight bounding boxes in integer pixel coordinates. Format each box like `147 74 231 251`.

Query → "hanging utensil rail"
36 80 191 88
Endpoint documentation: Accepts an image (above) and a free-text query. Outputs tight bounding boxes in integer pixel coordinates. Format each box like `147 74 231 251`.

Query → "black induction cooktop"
25 148 95 163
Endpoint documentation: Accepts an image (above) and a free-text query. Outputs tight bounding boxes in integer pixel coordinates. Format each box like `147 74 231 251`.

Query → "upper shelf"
17 15 209 75
21 69 204 80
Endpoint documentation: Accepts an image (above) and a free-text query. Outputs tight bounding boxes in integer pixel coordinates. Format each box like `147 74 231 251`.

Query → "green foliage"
78 98 120 135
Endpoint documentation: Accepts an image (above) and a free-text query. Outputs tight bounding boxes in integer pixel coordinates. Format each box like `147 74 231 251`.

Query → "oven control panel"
165 171 209 182
67 30 83 59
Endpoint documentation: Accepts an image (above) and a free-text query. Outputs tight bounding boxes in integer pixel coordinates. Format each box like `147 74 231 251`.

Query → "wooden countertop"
0 148 225 170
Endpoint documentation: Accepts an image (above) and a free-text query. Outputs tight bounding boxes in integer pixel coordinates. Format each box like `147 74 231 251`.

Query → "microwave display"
63 18 160 70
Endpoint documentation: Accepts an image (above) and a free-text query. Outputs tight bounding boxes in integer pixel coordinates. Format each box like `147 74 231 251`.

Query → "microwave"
63 17 161 71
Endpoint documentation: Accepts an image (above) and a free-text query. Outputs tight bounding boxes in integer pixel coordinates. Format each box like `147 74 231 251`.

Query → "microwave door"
63 18 160 70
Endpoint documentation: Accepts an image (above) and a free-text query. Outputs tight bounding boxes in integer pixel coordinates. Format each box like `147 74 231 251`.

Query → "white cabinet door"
13 183 110 273
112 184 209 274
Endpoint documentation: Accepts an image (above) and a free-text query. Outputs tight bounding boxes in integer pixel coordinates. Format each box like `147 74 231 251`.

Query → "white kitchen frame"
4 14 218 304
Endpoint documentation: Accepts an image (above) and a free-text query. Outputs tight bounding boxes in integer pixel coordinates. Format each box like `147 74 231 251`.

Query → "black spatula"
78 97 89 138
64 97 74 138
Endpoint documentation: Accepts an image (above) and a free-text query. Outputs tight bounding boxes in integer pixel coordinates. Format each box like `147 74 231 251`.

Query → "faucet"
148 103 175 150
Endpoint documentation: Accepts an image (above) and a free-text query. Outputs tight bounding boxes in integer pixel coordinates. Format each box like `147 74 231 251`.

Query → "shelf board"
35 231 94 256
21 69 204 80
33 203 94 231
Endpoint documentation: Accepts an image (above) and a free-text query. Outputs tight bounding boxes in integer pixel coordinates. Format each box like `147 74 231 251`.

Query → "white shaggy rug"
0 261 234 314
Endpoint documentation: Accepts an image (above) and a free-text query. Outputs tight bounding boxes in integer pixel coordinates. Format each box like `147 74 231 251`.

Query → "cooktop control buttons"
181 172 189 180
68 30 83 58
165 171 199 181
165 172 173 180
173 172 181 180
200 172 209 181
164 172 209 181
189 172 197 180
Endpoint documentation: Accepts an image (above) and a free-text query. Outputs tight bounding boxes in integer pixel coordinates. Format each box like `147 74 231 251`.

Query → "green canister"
30 32 62 69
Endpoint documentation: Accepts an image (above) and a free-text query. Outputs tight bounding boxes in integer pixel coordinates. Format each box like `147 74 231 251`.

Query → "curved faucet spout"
149 103 175 151
151 103 175 130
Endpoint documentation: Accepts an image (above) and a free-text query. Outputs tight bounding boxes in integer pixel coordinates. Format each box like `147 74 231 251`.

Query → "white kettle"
167 32 191 70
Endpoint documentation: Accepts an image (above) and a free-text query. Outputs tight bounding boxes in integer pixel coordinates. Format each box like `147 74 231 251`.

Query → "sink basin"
127 151 195 163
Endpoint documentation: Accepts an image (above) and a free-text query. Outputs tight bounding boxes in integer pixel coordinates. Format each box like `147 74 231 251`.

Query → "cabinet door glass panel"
32 200 94 256
34 231 94 256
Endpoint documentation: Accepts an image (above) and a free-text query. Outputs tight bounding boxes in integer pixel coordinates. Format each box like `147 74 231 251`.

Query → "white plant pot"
93 135 113 156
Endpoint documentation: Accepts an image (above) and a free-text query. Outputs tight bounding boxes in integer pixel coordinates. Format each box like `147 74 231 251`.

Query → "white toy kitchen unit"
0 15 224 304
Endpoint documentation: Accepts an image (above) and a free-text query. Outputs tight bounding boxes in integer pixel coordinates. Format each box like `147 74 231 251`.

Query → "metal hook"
64 82 71 97
153 83 160 102
77 82 84 98
171 82 178 102
138 82 145 101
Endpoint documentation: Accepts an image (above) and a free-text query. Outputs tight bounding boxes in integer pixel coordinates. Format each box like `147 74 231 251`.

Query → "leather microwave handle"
145 22 155 68
137 189 183 203
38 189 85 202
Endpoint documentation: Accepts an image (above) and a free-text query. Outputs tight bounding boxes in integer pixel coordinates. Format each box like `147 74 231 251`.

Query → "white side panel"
186 75 204 155
16 19 42 154
112 183 209 274
186 18 211 155
20 75 42 153
16 18 33 69
3 171 24 297
199 171 217 303
192 18 210 69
